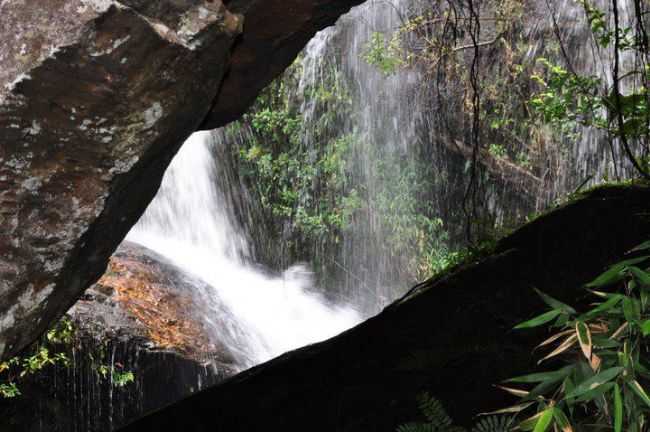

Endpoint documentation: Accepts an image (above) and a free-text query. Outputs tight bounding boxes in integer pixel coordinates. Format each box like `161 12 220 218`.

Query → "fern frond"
396 422 438 432
472 415 514 432
417 392 453 428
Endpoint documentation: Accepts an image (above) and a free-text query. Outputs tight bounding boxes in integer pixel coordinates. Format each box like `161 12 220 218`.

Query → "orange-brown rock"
0 241 245 431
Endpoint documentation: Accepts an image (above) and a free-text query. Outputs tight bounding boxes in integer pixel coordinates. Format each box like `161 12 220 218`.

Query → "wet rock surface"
0 0 364 361
121 184 650 431
0 241 244 431
200 0 367 128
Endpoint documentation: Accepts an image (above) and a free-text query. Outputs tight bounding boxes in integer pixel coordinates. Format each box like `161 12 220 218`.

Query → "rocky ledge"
121 184 650 431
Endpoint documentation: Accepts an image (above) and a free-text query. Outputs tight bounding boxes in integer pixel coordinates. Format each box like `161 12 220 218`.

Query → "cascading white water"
123 0 640 368
127 131 361 366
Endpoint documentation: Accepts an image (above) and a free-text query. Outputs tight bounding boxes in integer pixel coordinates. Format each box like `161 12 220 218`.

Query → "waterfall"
128 0 641 361
127 131 361 365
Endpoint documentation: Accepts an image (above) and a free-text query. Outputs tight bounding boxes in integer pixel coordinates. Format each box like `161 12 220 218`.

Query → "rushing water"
127 0 643 363
127 132 361 365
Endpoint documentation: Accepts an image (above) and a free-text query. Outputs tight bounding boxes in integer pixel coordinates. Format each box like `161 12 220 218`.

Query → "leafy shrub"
362 32 404 75
502 240 650 431
0 316 135 398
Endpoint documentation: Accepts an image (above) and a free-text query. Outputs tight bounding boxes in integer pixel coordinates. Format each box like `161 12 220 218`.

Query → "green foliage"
112 369 135 388
528 0 650 178
235 59 358 250
502 242 650 431
232 56 452 284
397 392 511 432
96 363 134 387
362 32 404 75
0 317 75 399
46 317 74 345
579 0 636 50
471 416 514 432
0 316 135 399
488 144 508 160
0 382 20 398
529 59 602 137
366 146 450 280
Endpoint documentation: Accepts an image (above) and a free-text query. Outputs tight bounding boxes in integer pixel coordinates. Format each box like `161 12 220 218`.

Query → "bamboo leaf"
581 295 623 320
610 322 629 340
519 411 544 431
574 382 615 403
586 257 649 288
495 384 529 397
508 366 574 384
588 322 608 333
640 320 650 336
587 289 614 299
552 407 573 432
628 379 650 408
533 408 555 432
538 334 578 364
526 379 563 401
515 310 563 329
629 266 650 286
534 288 576 314
565 367 623 399
614 383 623 432
628 241 650 253
592 335 620 348
623 297 641 323
576 321 592 361
537 330 575 349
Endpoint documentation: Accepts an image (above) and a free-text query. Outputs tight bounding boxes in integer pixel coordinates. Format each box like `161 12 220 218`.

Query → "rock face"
200 0 368 128
0 0 363 361
121 184 650 431
0 241 246 431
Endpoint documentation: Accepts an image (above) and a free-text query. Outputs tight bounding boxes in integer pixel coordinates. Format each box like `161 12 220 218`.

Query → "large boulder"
120 184 650 430
0 241 249 431
0 0 364 361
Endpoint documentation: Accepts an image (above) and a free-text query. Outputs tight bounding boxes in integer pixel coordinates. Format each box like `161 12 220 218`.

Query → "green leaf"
507 365 574 384
628 241 650 253
586 256 650 288
641 321 650 338
552 407 573 432
629 266 650 286
592 335 620 348
515 310 563 329
534 288 576 314
576 321 592 360
533 408 555 432
623 297 641 323
628 379 650 408
581 294 623 320
565 366 623 399
574 382 615 403
526 378 565 401
614 383 623 432
519 412 544 431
